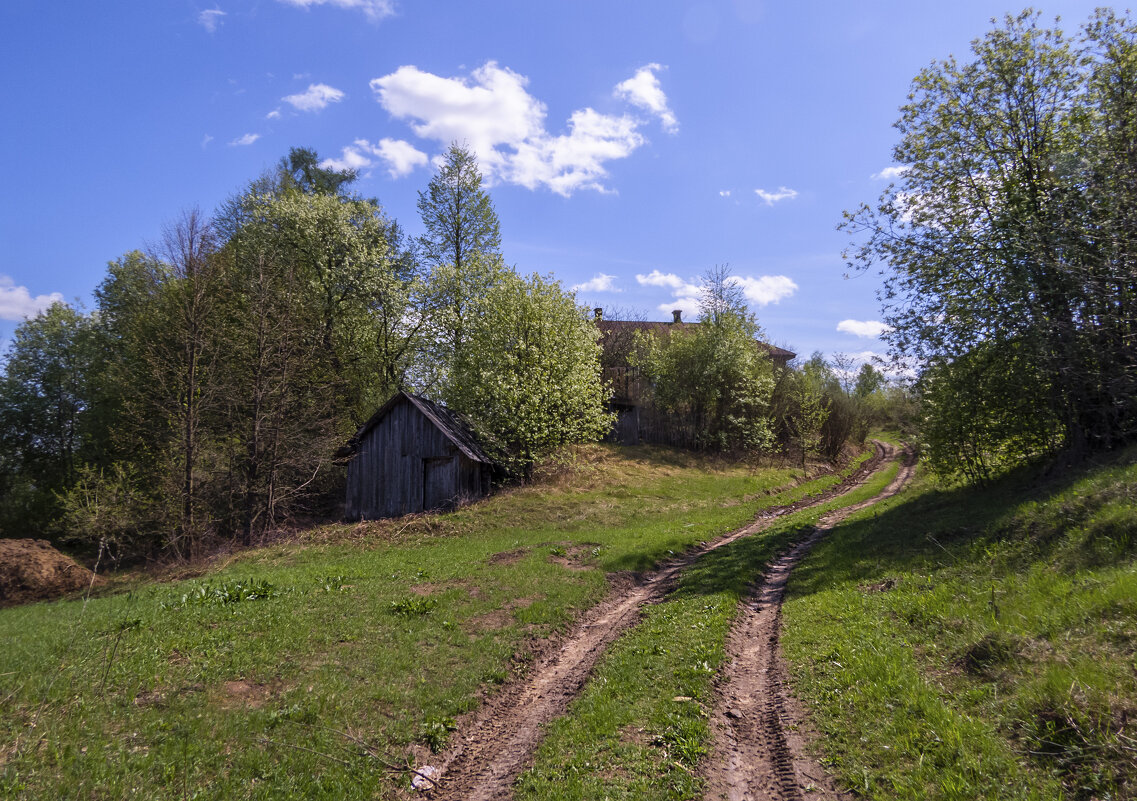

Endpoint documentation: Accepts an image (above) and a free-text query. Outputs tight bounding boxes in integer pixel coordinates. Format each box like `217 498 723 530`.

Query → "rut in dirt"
704 443 917 801
421 442 897 801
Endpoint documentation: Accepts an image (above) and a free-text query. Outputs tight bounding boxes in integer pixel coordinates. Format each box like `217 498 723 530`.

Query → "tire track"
704 443 916 801
421 443 896 801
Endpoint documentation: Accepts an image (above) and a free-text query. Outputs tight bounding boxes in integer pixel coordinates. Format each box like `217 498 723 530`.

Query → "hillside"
3 443 1133 800
0 445 866 799
784 447 1137 799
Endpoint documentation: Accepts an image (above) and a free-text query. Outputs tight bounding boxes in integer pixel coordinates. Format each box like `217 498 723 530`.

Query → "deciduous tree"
441 271 611 473
842 10 1137 476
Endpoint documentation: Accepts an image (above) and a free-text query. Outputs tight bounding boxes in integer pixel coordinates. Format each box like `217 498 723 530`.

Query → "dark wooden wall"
346 399 489 520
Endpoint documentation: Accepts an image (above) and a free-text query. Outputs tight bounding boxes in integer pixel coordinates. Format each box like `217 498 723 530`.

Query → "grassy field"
782 447 1137 800
0 444 844 800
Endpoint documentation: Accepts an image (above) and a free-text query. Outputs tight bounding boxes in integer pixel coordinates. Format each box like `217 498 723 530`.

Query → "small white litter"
411 765 440 791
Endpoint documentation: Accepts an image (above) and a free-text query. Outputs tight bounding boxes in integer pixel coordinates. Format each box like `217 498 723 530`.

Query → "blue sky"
0 0 1108 364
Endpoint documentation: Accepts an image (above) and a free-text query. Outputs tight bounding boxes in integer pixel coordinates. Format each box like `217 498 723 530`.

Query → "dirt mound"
0 539 98 608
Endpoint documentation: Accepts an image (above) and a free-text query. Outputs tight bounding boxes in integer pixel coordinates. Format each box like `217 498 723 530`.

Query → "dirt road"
704 443 916 801
421 442 908 801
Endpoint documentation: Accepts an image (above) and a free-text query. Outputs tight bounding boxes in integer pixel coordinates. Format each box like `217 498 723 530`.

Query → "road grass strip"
514 451 899 801
0 445 846 800
782 448 1137 800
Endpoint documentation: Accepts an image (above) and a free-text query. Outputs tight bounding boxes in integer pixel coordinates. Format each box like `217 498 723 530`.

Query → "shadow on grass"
780 446 1137 800
790 447 1137 600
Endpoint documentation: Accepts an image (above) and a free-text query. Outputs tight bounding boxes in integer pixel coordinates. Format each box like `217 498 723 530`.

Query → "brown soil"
703 443 917 801
217 679 278 709
417 443 896 801
0 538 100 608
487 548 527 566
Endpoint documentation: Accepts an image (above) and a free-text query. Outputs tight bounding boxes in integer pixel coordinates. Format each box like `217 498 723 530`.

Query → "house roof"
347 391 497 465
595 319 796 362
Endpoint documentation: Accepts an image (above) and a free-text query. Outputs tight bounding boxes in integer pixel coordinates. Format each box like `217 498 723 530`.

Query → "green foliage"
278 146 357 197
0 302 99 535
417 142 501 274
635 266 775 452
416 144 506 389
918 343 1063 482
387 596 438 617
843 10 1137 471
162 578 282 609
443 270 613 473
57 463 167 562
420 715 458 752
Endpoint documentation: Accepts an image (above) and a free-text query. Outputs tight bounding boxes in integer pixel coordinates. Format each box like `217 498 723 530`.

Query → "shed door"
423 456 457 512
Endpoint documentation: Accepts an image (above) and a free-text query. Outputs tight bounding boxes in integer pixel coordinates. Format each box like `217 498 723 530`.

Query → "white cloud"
0 276 64 321
872 165 908 181
572 274 620 293
372 138 429 177
275 0 394 22
837 319 893 338
266 109 282 120
637 270 796 314
320 141 376 173
660 296 701 319
201 134 213 148
511 108 644 196
719 190 731 197
321 138 429 177
613 63 678 134
283 83 345 112
229 133 260 146
754 186 798 206
198 8 226 33
731 275 797 306
367 61 662 196
635 270 700 296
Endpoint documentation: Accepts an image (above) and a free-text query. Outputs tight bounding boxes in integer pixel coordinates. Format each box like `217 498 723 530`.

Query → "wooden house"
342 391 497 520
594 309 796 446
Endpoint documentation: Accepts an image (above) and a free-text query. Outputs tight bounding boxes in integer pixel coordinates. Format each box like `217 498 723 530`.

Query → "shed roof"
348 391 497 465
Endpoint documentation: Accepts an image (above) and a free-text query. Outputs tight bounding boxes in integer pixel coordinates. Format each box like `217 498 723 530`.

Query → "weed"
160 578 281 609
387 596 437 617
421 715 457 752
315 574 350 593
652 712 708 765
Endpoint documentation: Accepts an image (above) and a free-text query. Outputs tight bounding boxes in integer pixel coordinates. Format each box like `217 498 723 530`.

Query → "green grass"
782 448 1137 800
515 448 898 801
0 444 849 800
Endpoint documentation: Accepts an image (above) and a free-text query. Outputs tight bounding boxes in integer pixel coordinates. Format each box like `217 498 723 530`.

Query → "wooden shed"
342 391 497 520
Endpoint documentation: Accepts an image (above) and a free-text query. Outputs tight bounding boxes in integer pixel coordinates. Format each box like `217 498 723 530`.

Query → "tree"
217 187 413 540
636 266 775 452
441 271 612 474
786 357 831 469
279 146 358 197
842 11 1137 476
0 303 98 536
417 143 501 274
417 143 505 373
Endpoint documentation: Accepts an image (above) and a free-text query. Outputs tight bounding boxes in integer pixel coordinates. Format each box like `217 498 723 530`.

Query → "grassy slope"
783 448 1137 800
0 445 844 800
515 449 896 801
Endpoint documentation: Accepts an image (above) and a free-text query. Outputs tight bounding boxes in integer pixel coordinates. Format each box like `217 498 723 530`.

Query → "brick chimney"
594 307 603 321
672 309 683 324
